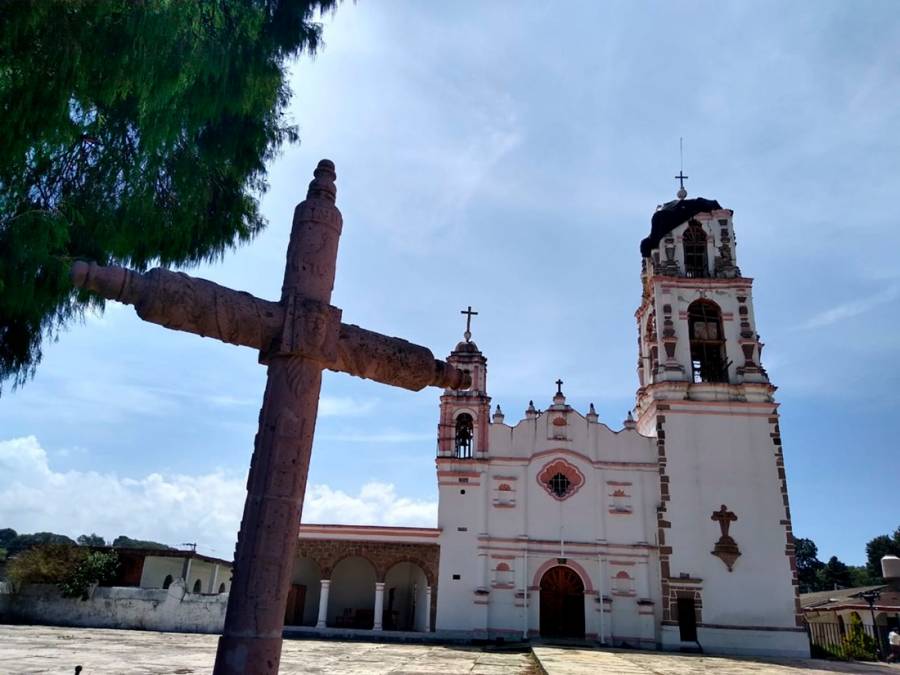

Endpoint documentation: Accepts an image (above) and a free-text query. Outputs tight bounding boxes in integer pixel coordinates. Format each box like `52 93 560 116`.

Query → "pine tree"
0 0 338 392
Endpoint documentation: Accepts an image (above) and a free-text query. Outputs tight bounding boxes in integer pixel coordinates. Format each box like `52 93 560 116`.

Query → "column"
373 582 385 631
209 564 220 594
316 579 331 628
423 586 432 632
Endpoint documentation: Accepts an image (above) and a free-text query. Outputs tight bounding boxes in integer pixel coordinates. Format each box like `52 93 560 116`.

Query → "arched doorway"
384 561 429 631
286 556 321 626
327 555 377 628
539 565 585 638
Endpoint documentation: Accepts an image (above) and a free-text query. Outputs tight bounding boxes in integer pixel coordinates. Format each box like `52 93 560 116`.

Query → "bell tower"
437 307 491 460
634 182 808 656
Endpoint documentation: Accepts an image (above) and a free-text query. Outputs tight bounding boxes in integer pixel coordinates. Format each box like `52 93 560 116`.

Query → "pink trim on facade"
298 524 440 539
437 470 481 478
532 557 594 593
489 447 657 471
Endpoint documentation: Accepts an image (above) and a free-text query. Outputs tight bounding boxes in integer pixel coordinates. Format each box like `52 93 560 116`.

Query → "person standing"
887 628 900 662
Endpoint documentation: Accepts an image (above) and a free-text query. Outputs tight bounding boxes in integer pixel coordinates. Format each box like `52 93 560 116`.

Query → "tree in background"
817 555 852 590
866 527 900 581
4 531 77 557
76 533 106 546
111 535 171 550
796 537 825 592
0 0 338 393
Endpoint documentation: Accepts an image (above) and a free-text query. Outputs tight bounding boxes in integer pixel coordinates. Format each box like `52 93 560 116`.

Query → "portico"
287 525 439 634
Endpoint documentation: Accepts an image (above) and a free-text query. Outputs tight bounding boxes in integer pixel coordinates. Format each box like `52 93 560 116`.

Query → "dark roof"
639 197 723 257
91 546 232 567
800 584 900 612
453 340 480 354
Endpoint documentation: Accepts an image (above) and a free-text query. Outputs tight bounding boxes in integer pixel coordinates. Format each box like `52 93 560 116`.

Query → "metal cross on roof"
675 137 688 200
555 378 564 395
461 305 478 342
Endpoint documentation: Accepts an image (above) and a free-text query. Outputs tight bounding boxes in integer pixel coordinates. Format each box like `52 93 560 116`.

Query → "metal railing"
806 621 880 661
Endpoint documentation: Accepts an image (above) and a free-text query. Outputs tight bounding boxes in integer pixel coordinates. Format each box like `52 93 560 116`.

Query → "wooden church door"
539 565 585 638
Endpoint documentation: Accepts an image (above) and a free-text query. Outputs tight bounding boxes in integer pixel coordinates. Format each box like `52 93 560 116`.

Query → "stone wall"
0 579 225 633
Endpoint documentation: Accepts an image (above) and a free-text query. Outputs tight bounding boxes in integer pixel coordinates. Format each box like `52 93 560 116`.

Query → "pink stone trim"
536 458 586 501
532 558 594 592
299 524 440 538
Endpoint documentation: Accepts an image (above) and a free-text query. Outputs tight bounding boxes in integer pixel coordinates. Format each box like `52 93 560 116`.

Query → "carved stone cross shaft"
70 160 469 674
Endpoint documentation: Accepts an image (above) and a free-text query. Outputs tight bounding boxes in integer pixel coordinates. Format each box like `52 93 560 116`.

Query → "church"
288 186 809 657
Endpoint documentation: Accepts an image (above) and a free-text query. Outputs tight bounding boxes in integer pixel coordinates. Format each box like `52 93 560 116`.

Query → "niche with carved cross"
710 504 741 571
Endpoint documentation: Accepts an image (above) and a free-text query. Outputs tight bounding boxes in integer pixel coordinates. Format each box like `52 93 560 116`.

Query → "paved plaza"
2 625 900 674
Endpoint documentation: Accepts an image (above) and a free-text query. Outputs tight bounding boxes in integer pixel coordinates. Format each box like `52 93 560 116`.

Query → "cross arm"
71 261 283 350
71 261 471 392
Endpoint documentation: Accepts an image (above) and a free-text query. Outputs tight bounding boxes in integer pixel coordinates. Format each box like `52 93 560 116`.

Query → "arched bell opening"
688 299 728 383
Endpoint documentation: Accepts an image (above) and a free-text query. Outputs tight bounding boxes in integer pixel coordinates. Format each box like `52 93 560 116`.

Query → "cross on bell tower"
461 305 478 342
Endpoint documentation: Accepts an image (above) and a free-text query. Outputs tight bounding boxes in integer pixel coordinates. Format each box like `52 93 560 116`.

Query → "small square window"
452 574 461 580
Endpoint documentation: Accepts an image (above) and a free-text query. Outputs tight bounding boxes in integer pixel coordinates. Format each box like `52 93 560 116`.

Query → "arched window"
683 221 708 278
688 300 728 383
455 413 474 458
644 310 658 381
162 574 173 589
218 582 227 593
192 579 202 593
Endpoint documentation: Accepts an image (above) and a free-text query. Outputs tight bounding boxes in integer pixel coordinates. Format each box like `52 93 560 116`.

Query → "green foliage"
7 543 85 585
866 527 900 580
848 565 877 588
112 535 171 550
795 537 825 592
841 613 878 661
5 531 77 557
58 550 119 600
7 544 119 600
77 533 106 546
0 0 338 392
817 555 852 590
0 528 17 548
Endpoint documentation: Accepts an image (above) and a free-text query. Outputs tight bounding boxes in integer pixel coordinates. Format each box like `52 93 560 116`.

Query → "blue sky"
1 1 898 564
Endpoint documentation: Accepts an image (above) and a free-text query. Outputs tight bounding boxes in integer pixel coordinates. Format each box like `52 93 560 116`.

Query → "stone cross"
70 160 470 675
711 504 738 538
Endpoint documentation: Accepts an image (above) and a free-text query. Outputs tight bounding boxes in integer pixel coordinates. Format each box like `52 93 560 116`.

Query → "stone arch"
287 555 322 626
687 299 727 383
532 558 593 593
377 555 437 587
383 560 430 631
162 574 173 590
327 555 377 629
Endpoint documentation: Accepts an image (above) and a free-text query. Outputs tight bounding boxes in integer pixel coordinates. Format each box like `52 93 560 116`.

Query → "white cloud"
798 286 899 330
302 482 436 527
0 437 434 559
318 396 378 417
317 429 433 443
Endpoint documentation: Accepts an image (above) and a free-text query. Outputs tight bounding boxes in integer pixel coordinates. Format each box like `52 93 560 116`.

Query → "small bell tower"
437 306 491 459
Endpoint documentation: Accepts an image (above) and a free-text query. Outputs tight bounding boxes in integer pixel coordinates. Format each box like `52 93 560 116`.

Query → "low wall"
0 579 225 634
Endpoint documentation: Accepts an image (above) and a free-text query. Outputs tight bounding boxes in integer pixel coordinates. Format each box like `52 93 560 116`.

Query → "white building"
293 191 809 657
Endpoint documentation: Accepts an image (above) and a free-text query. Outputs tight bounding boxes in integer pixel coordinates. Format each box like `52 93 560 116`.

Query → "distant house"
801 556 900 654
101 547 233 594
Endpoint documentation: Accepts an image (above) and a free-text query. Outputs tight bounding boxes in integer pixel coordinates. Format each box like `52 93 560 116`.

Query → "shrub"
841 613 878 661
7 544 119 600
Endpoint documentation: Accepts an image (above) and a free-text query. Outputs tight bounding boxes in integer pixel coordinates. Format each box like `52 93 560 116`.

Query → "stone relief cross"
711 504 738 538
461 305 478 342
70 160 470 675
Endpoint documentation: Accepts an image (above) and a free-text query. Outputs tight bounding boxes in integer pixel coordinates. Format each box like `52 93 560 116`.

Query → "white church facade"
291 192 809 657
